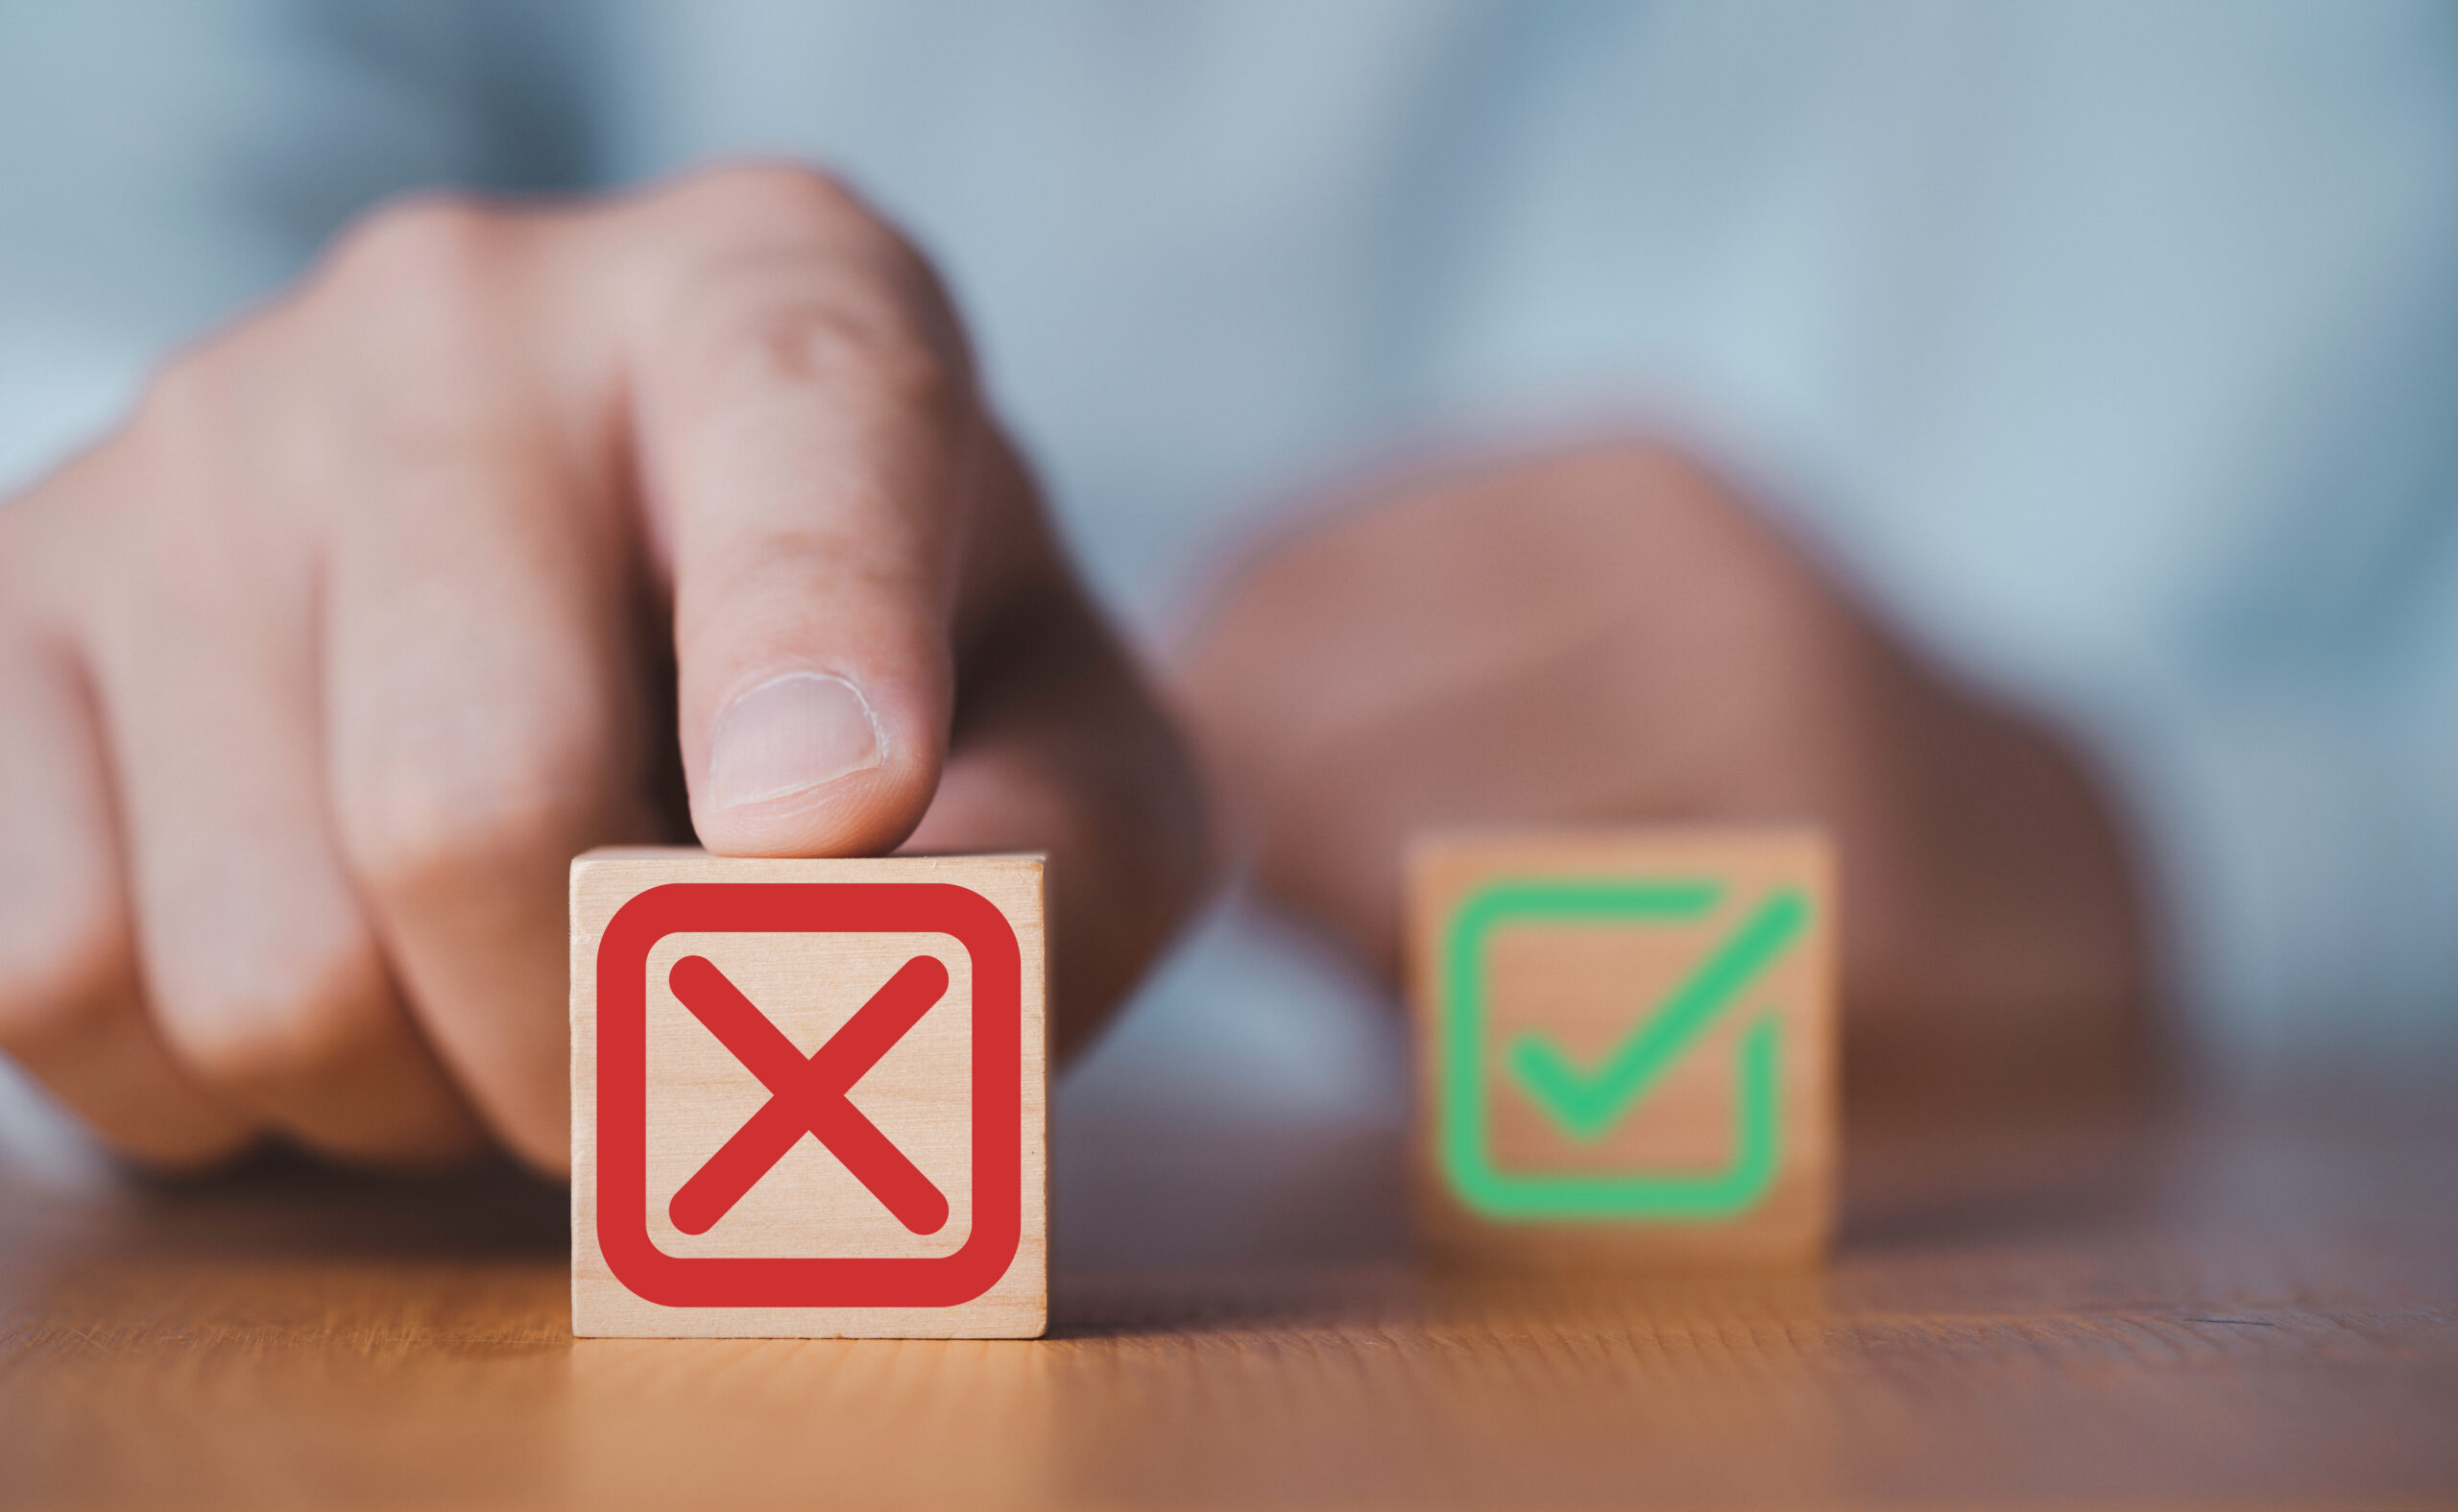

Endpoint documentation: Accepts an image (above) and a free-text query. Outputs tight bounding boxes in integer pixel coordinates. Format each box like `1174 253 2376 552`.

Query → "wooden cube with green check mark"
1408 828 1836 1268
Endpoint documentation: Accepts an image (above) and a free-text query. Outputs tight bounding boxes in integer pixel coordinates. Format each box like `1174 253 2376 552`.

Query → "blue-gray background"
6 1 2457 1208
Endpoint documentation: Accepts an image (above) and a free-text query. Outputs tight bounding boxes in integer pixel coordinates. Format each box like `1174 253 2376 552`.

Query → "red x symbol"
595 880 1024 1310
665 953 951 1237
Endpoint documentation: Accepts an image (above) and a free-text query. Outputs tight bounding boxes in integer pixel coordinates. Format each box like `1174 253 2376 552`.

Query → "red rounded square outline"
594 881 1023 1308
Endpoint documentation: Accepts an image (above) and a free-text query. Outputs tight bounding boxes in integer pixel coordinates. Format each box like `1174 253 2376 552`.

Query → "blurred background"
6 0 2458 1259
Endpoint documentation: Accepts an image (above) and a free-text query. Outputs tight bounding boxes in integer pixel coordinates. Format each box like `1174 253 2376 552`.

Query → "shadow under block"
1408 827 1836 1269
570 849 1047 1337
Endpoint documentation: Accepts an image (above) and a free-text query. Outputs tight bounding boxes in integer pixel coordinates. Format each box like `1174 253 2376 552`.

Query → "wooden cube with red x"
569 850 1047 1338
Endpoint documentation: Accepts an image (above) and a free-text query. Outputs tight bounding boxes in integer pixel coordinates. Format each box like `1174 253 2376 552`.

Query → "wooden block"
570 849 1047 1337
1407 827 1836 1269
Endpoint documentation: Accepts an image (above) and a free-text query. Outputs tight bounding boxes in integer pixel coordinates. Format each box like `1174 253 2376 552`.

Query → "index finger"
612 168 980 859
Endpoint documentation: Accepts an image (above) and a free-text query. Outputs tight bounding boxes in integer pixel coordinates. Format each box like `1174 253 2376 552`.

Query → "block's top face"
1409 828 1833 1229
572 852 1043 1315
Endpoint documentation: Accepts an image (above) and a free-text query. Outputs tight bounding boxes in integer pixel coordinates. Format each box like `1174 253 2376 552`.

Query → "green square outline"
1438 878 1787 1222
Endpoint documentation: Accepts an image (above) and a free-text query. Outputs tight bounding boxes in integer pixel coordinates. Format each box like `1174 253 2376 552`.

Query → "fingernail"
709 672 883 808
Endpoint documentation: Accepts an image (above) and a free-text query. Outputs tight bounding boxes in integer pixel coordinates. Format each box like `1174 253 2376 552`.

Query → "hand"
0 166 1207 1175
1178 444 2155 1124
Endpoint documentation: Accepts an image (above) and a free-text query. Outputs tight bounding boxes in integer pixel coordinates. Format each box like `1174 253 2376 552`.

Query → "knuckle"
665 161 875 242
126 196 523 482
703 290 963 418
656 252 969 435
157 936 390 1095
128 346 234 456
327 194 510 301
0 869 128 1057
639 164 971 415
342 704 615 904
104 348 274 579
317 197 521 387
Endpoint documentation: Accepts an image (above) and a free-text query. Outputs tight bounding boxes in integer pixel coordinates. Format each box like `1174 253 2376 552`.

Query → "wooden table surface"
3 1085 2455 1510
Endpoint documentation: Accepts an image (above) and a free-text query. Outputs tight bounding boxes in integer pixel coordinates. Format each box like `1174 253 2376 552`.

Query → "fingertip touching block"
570 849 1047 1337
1408 827 1836 1269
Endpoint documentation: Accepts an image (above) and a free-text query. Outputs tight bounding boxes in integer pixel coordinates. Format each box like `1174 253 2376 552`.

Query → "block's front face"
1410 828 1835 1268
571 852 1047 1337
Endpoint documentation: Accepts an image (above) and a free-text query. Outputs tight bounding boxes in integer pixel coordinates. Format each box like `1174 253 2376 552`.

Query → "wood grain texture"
1 1087 2456 1507
569 849 1047 1338
1409 827 1837 1269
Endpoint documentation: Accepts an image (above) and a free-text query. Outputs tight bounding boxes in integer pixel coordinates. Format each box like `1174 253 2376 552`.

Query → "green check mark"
1505 889 1808 1141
